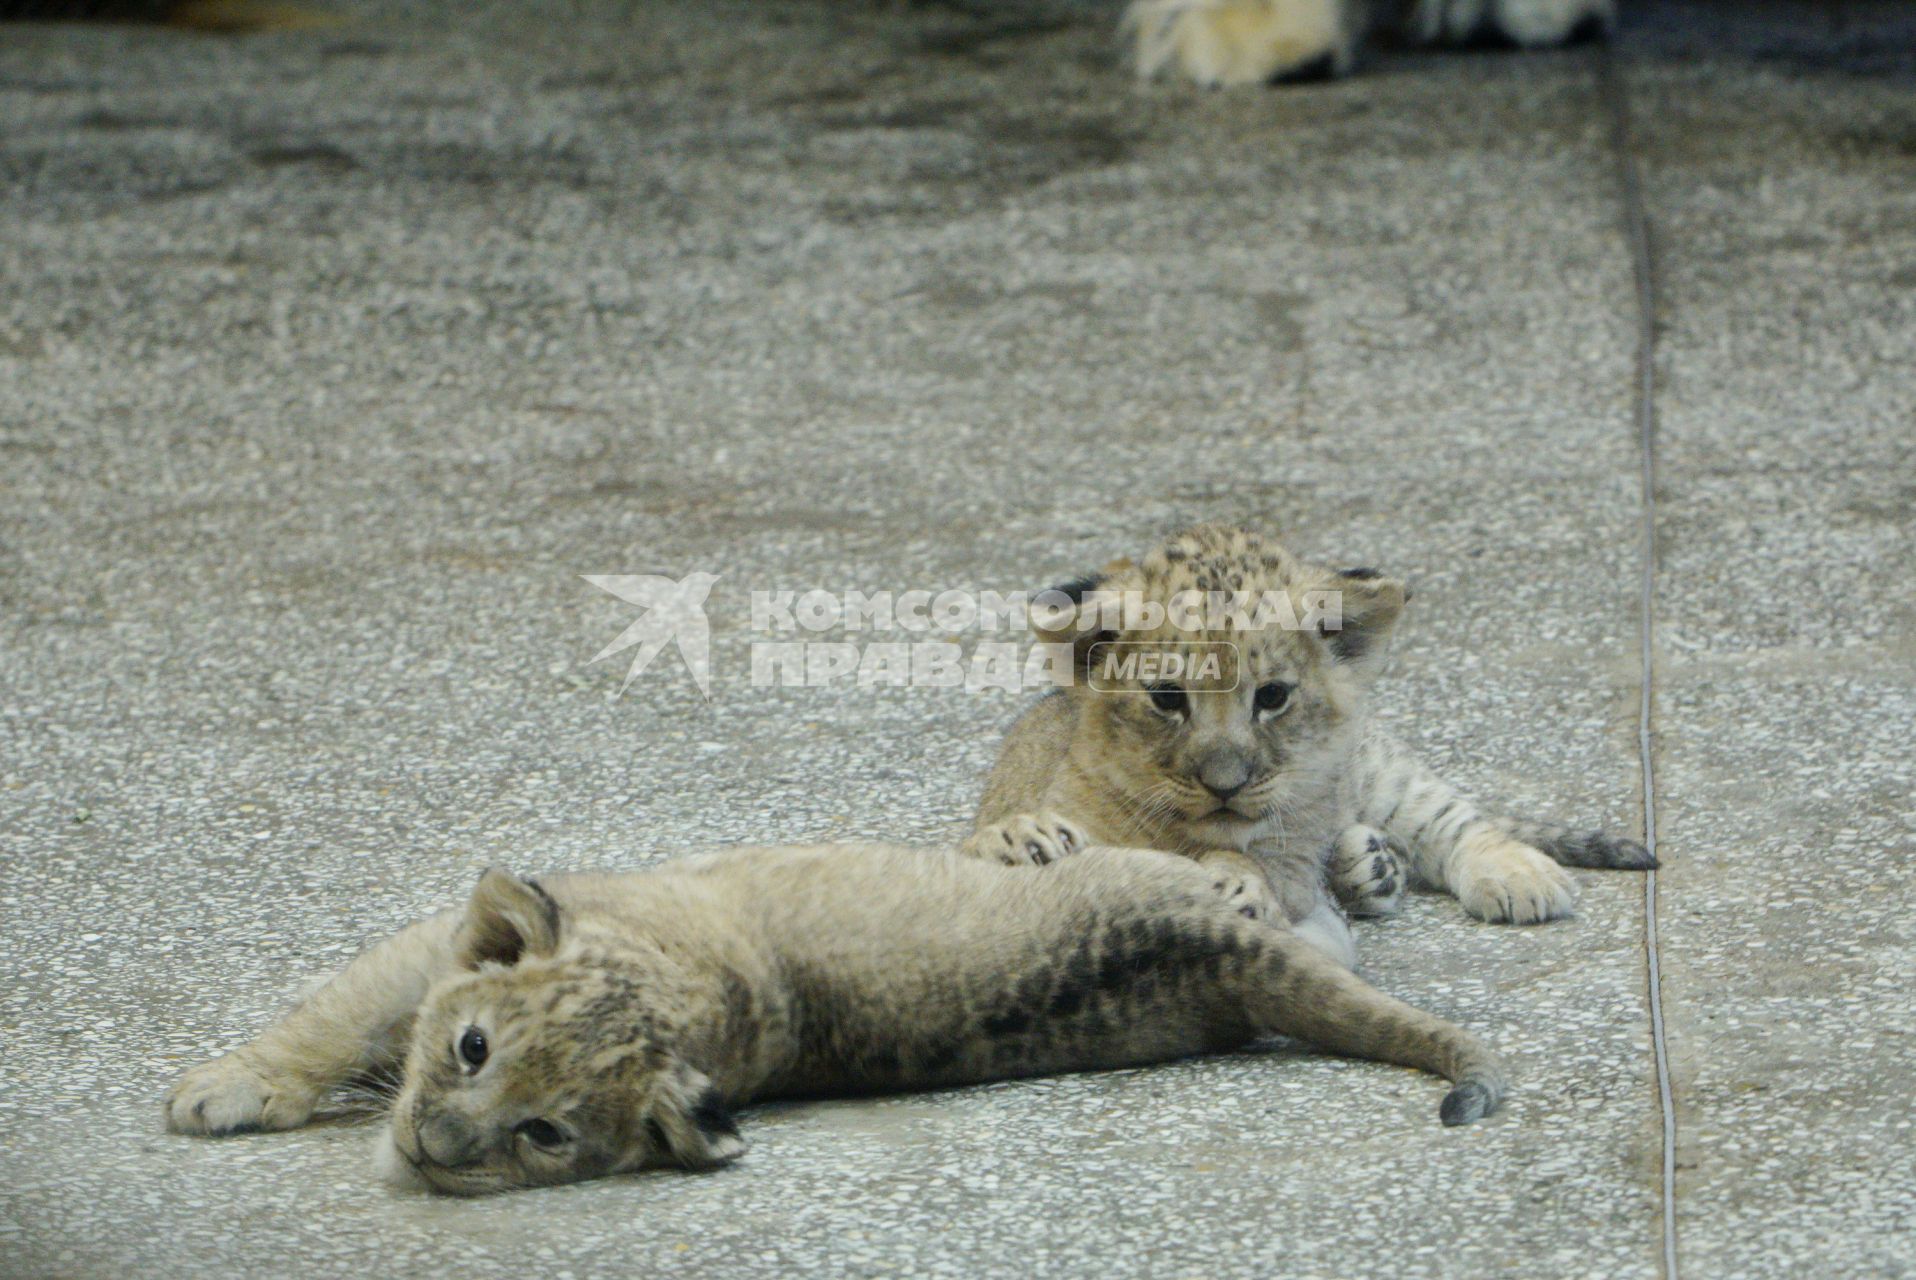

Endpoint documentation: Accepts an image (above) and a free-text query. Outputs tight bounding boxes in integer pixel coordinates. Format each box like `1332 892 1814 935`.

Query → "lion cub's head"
378 870 745 1195
1035 524 1407 851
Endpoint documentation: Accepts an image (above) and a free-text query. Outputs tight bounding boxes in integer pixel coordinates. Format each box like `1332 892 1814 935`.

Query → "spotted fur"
164 843 1507 1193
968 524 1654 965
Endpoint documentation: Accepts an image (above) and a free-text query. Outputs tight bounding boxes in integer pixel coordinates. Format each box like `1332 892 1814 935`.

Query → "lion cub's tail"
1496 815 1657 870
1247 930 1508 1126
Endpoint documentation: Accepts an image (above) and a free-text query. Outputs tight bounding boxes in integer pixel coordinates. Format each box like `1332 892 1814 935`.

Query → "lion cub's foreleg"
165 912 460 1136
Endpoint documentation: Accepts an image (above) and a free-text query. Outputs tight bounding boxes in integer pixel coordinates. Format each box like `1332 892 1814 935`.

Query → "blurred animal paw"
1126 0 1354 87
1407 0 1615 46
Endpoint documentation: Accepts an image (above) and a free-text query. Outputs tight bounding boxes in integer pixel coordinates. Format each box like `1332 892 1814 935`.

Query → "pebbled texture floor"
1 2 1911 1276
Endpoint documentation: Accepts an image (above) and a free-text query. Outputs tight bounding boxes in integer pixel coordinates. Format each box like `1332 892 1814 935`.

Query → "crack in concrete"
1600 47 1680 1280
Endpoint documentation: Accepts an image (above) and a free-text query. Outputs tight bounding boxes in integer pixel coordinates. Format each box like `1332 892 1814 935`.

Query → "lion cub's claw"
1454 839 1578 925
962 812 1088 867
164 1053 315 1136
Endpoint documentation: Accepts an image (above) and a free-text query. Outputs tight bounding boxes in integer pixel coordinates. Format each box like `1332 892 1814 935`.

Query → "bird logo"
581 571 721 699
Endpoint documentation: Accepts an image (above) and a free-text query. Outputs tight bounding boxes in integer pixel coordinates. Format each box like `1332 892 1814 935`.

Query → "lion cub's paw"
1329 824 1407 917
164 1052 317 1136
1194 850 1284 924
962 812 1088 867
1210 865 1282 923
1453 836 1578 925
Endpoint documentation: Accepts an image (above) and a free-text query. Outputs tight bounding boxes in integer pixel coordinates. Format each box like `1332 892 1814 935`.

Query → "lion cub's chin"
373 1128 431 1194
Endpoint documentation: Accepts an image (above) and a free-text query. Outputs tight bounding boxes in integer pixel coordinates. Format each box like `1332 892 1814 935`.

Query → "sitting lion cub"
966 524 1653 967
165 843 1506 1194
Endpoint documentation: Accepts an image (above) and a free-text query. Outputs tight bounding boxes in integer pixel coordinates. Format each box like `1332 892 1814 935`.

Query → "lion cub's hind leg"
1328 824 1408 918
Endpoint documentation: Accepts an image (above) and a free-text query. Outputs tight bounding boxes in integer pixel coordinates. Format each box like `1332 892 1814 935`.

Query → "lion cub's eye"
1254 681 1293 716
515 1118 567 1150
457 1026 489 1071
1147 683 1187 715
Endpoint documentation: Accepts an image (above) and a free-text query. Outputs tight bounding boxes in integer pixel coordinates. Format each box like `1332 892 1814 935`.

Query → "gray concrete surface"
1 1 1911 1276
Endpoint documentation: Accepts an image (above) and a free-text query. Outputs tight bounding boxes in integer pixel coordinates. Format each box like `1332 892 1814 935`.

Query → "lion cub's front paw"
1329 825 1407 917
1453 836 1578 925
164 1052 317 1136
962 812 1088 867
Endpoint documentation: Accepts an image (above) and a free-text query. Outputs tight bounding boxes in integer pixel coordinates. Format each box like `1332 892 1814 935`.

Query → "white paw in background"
1126 0 1351 88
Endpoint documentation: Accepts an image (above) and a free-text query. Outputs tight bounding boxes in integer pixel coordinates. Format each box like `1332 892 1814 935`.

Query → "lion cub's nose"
1196 752 1252 802
417 1111 483 1167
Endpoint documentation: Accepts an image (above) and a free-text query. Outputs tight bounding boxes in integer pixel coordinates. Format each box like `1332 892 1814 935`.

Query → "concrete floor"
2 1 1912 1276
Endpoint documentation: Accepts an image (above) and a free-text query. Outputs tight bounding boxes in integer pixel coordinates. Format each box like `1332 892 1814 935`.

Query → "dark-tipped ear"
1029 559 1133 681
1314 568 1409 670
646 1061 747 1170
456 868 562 969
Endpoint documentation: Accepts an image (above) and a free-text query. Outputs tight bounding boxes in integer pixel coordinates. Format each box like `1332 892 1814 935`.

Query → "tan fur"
165 843 1507 1193
966 524 1654 963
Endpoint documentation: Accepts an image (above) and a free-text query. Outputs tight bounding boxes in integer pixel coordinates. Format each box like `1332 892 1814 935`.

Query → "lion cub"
966 524 1653 967
165 843 1506 1194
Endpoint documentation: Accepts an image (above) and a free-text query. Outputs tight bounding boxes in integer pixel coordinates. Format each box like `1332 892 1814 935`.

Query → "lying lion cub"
165 843 1506 1194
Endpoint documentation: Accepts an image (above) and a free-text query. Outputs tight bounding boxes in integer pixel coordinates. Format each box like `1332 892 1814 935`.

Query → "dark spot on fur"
1340 566 1382 580
983 1008 1032 1037
1371 855 1390 879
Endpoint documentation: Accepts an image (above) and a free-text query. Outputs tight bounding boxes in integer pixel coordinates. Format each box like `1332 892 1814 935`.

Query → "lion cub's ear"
1030 565 1132 679
1314 568 1410 670
456 868 562 968
646 1061 747 1170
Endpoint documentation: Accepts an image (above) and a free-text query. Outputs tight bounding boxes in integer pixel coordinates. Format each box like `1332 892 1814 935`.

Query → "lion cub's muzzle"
414 1108 491 1168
